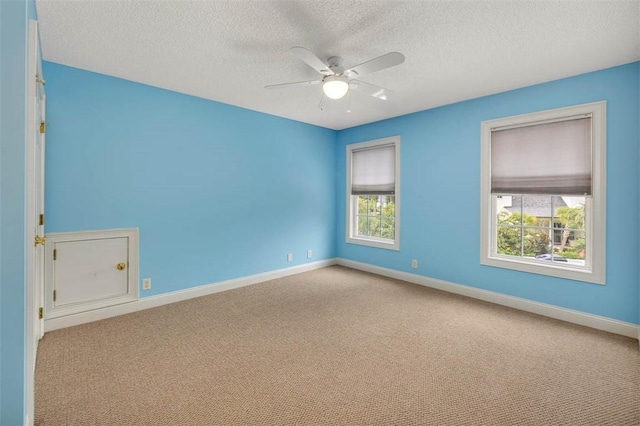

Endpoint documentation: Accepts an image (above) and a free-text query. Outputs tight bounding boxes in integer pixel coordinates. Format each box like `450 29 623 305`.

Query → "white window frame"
480 102 606 285
346 136 401 251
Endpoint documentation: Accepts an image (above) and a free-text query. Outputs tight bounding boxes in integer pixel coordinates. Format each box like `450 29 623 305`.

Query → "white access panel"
54 237 129 306
45 228 139 319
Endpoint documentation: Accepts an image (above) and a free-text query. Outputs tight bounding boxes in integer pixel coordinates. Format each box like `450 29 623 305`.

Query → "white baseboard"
44 259 337 332
46 257 638 339
336 258 639 339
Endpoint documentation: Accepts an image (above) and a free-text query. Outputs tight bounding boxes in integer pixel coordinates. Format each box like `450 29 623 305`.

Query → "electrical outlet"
411 259 418 269
287 253 293 262
307 250 313 259
142 278 152 290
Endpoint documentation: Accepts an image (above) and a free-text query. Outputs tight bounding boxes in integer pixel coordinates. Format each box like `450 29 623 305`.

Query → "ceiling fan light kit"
322 75 349 100
266 47 405 110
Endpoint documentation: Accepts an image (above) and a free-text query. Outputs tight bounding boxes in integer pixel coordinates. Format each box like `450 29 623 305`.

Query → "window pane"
370 196 381 217
552 226 563 244
522 195 551 223
354 194 395 242
358 196 370 214
497 210 521 226
367 217 381 237
497 225 521 256
556 230 586 260
381 196 394 215
495 193 589 268
381 216 395 240
357 215 369 237
554 197 586 232
358 215 368 237
358 215 378 237
495 195 588 262
536 217 551 228
553 229 564 250
523 227 551 257
495 195 514 222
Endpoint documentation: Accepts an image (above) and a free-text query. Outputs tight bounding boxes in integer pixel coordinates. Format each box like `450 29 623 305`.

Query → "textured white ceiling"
36 0 640 130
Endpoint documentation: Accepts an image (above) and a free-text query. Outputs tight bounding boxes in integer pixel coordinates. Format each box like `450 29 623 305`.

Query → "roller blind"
351 144 395 195
491 116 592 195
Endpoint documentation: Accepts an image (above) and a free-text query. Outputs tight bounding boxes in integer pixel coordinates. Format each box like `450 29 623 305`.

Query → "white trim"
44 256 637 339
346 136 401 251
480 101 606 285
44 259 337 331
336 258 638 339
44 228 140 319
25 19 41 426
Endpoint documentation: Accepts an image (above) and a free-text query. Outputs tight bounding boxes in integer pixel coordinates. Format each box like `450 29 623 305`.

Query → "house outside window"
480 102 606 284
346 136 400 250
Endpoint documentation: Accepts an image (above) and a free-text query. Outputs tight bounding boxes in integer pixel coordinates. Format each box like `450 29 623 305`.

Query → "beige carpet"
35 266 639 425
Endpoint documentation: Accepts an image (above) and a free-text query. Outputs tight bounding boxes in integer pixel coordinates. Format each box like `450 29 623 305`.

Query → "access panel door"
45 229 139 319
54 237 129 306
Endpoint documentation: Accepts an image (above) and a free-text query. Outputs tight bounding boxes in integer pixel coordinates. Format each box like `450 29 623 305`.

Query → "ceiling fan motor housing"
327 56 344 73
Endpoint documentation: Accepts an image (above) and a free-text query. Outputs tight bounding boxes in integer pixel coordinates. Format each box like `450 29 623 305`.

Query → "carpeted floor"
35 266 639 425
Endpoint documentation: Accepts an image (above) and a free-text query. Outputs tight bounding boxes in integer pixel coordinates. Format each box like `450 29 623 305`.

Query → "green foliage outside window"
556 204 586 259
497 212 551 257
357 195 395 240
497 203 586 260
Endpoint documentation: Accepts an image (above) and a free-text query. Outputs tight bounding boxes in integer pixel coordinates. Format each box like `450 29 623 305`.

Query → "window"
346 137 400 250
481 102 606 284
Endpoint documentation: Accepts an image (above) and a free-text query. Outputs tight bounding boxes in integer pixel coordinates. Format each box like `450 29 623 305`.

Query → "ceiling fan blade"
344 52 405 78
349 80 390 100
290 46 334 75
265 80 321 89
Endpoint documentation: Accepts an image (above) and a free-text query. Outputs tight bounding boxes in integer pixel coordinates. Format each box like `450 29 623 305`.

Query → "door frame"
26 18 45 426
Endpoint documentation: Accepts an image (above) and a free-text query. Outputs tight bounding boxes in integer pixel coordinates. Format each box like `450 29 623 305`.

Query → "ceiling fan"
266 47 405 108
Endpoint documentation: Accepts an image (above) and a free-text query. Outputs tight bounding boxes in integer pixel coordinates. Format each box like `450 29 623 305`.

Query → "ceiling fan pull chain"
318 93 325 111
347 91 352 113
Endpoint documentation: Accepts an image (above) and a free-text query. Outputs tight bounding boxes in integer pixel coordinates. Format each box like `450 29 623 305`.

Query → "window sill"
346 236 400 251
481 254 604 285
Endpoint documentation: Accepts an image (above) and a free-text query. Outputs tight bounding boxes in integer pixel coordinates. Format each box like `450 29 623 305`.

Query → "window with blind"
346 136 400 250
480 102 606 284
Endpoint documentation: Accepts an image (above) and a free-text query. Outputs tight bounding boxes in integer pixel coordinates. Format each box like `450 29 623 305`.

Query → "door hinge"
39 121 46 134
53 290 57 302
39 213 45 226
39 307 43 319
53 249 57 260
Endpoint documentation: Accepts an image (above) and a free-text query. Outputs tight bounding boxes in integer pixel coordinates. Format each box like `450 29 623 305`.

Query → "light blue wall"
337 62 640 324
43 62 337 296
0 0 36 424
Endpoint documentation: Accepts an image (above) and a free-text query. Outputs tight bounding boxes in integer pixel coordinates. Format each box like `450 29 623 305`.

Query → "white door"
26 19 45 426
35 50 46 341
44 229 139 319
52 237 130 307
